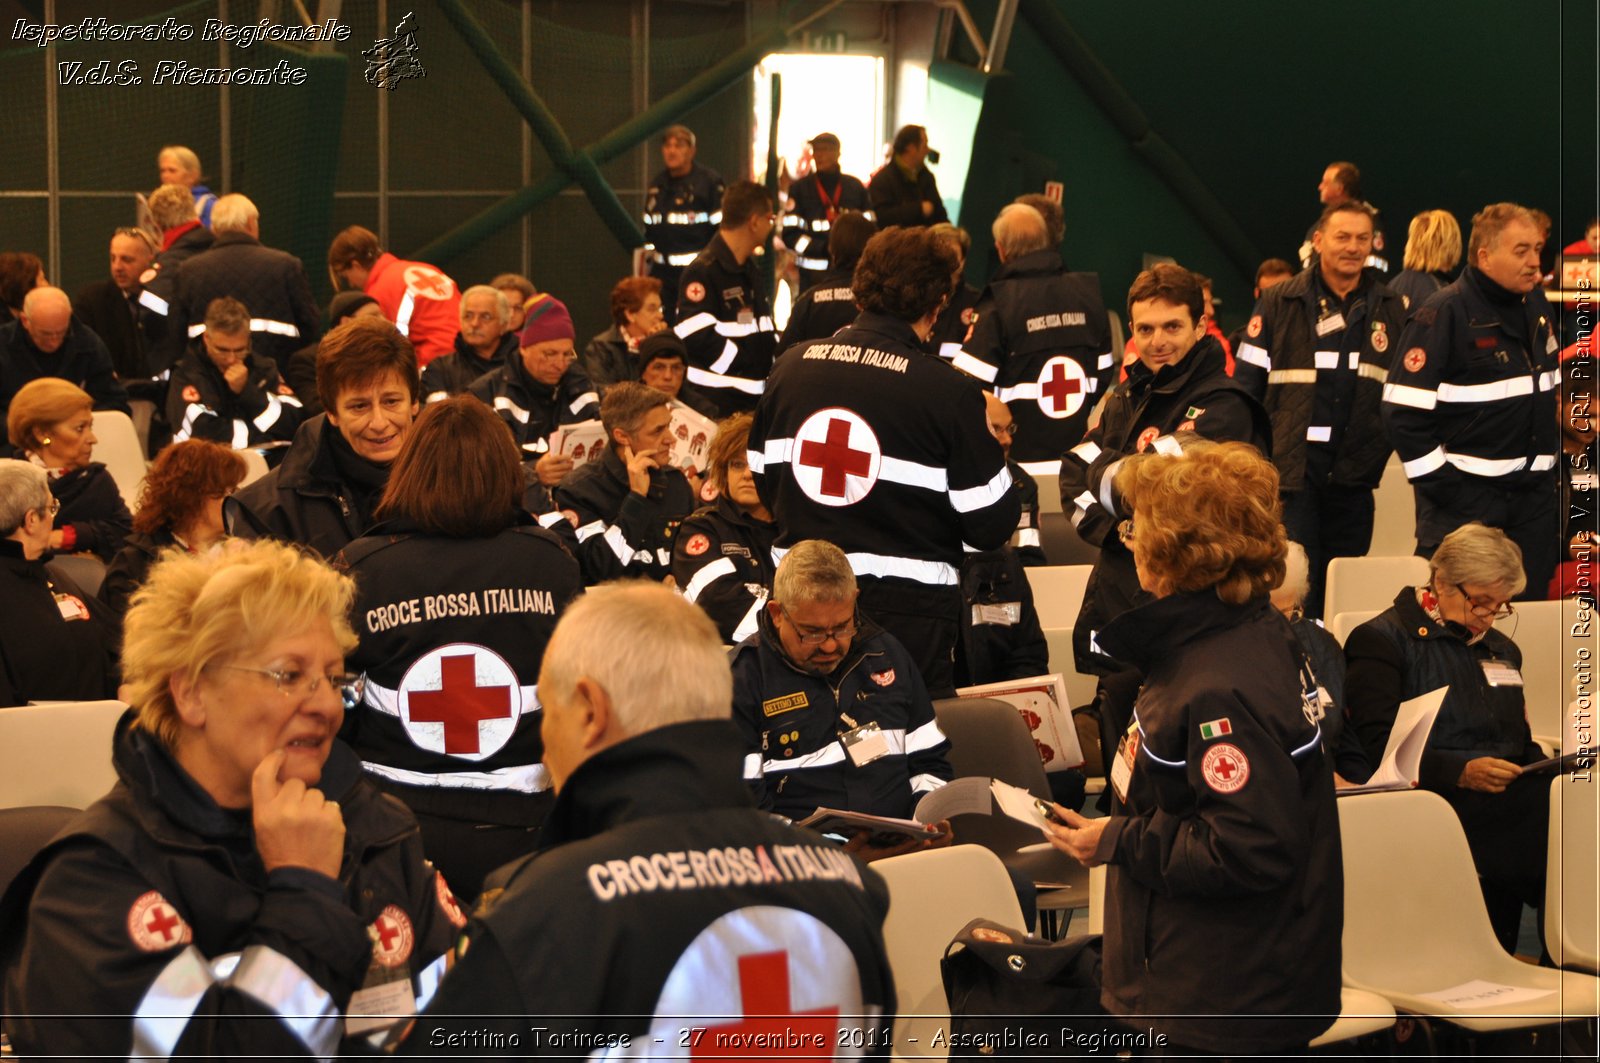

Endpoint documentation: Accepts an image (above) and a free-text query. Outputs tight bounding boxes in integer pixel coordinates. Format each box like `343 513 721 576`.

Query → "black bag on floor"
940 917 1121 1059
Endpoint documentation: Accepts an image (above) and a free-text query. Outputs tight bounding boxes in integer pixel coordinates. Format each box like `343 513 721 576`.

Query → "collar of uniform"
1463 264 1525 307
1390 584 1461 642
715 491 775 531
538 719 757 847
848 310 926 351
710 231 745 275
994 249 1065 281
1097 590 1275 672
1311 265 1376 310
211 231 262 250
1123 333 1226 395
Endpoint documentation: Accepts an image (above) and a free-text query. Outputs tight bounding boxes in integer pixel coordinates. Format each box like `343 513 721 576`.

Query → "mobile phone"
1034 798 1068 826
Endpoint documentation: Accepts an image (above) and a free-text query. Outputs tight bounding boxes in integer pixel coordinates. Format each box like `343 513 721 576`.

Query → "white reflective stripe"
1306 425 1332 443
1382 382 1438 410
1539 368 1561 391
904 718 948 754
731 593 765 642
1267 368 1317 384
252 394 284 431
568 391 598 415
1348 352 1360 370
1015 458 1062 476
685 365 765 395
1365 254 1388 271
713 316 776 338
1358 361 1388 384
910 773 947 794
1098 458 1125 513
394 292 416 336
808 218 832 232
172 401 210 443
1236 342 1270 370
250 318 300 339
132 945 216 1062
663 211 713 224
1313 350 1340 370
1097 352 1114 370
603 524 639 565
138 288 169 316
743 752 764 780
573 519 605 542
1070 441 1102 464
675 314 715 340
186 322 206 338
950 351 998 383
1445 452 1531 476
1402 446 1447 478
1071 489 1097 517
413 951 449 1014
765 742 849 773
1291 724 1323 759
492 395 530 424
1531 454 1557 471
795 255 830 270
362 760 552 793
231 945 340 1058
537 509 569 529
769 544 960 587
708 211 723 225
665 252 698 266
708 338 741 374
993 382 1038 403
937 342 963 360
641 213 663 225
1437 377 1534 403
1016 527 1041 548
860 210 876 222
948 464 1013 513
682 556 737 602
363 678 540 719
229 419 249 449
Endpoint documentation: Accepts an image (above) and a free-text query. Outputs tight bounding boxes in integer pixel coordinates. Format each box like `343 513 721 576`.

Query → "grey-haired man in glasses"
728 539 954 861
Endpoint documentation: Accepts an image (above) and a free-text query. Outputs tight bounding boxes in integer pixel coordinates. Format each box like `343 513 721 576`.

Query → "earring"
39 437 51 445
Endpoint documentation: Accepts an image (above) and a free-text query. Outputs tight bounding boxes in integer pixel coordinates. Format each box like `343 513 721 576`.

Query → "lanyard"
814 175 844 222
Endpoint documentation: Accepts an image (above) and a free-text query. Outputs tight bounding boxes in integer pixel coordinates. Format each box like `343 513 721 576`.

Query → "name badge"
1315 313 1346 336
1109 719 1139 804
1481 660 1523 687
54 593 89 622
345 978 416 1037
841 721 890 767
972 602 1021 627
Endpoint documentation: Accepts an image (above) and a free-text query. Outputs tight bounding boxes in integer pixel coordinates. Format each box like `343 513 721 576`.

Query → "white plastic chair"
1369 457 1417 556
1328 609 1382 646
0 700 127 809
1324 555 1429 623
1547 776 1600 974
90 409 148 509
1025 565 1093 628
1309 988 1397 1048
1032 470 1062 514
1499 600 1589 747
875 845 1026 1060
1339 789 1599 1030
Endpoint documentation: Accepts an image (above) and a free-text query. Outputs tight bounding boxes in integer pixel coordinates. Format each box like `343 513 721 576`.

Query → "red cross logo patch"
685 281 707 302
127 891 192 952
399 643 523 760
870 669 895 687
1201 743 1250 794
642 906 871 1058
402 265 454 301
684 533 711 556
1035 357 1088 420
435 873 468 929
792 408 881 507
1246 314 1263 338
181 385 200 403
1136 426 1161 453
1403 347 1426 373
1371 327 1389 353
370 905 414 968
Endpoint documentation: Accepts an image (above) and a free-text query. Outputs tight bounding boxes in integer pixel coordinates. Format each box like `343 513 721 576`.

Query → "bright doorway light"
753 54 887 187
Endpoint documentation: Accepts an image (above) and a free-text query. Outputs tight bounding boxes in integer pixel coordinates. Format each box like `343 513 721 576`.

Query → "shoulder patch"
870 668 895 687
369 905 415 968
1246 314 1263 338
435 873 468 929
181 384 200 403
685 281 706 303
684 533 710 556
763 692 809 718
128 891 192 952
1403 347 1426 373
1201 743 1249 794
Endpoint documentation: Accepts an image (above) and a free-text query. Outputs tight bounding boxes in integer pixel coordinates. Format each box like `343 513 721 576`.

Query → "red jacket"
364 252 460 366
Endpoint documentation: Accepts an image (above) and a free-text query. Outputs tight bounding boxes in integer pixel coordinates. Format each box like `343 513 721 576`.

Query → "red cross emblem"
1403 347 1426 373
1036 357 1087 419
692 951 840 1059
370 905 414 968
1201 743 1250 794
127 890 192 952
399 643 523 760
792 408 881 507
403 264 454 300
435 873 468 929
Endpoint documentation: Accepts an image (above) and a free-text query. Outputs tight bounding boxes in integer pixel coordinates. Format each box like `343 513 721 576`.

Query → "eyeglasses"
990 422 1018 438
778 604 858 646
222 665 365 708
1448 581 1515 621
1117 518 1135 544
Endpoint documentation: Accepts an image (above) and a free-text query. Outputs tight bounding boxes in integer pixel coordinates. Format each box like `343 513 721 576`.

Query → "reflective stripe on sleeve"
1097 352 1114 371
132 946 216 1062
492 395 530 424
1436 377 1534 403
414 952 449 1014
1070 441 1101 464
904 718 948 753
364 678 540 720
172 402 210 443
947 464 1013 513
1402 446 1447 478
1267 369 1317 384
1530 454 1557 472
1445 452 1532 477
1539 368 1561 391
743 753 764 780
1382 383 1437 410
910 773 947 794
1236 343 1270 370
675 312 719 339
682 556 736 602
1016 527 1041 548
250 318 300 339
937 342 963 360
138 289 169 316
1313 350 1340 370
665 251 698 267
252 394 284 431
707 339 741 374
360 761 552 793
1357 361 1388 384
568 391 599 415
686 366 765 395
949 351 998 383
731 593 765 642
394 292 416 336
573 520 605 542
230 945 340 1058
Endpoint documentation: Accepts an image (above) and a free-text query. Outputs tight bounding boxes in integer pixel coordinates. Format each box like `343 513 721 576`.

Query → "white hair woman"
4 539 456 1058
1345 522 1545 951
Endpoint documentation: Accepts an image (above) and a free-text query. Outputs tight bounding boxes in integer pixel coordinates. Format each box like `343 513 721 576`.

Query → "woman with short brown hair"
336 395 582 902
1041 441 1342 1054
7 377 131 562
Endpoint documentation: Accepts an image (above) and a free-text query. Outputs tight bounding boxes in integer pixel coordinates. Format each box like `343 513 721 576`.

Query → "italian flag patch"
1199 718 1232 740
1184 405 1205 420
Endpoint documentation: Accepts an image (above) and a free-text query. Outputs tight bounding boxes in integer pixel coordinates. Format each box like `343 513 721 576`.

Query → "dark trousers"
1282 456 1375 619
857 578 961 699
1414 476 1560 602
